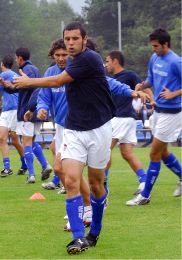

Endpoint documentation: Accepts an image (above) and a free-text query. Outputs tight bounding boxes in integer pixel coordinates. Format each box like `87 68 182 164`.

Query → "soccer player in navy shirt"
126 28 182 206
13 22 115 254
105 51 147 195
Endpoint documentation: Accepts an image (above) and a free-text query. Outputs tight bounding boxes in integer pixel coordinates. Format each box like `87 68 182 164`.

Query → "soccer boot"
85 231 99 247
26 175 36 184
42 181 59 190
133 182 145 195
173 182 182 197
126 194 151 206
57 185 67 194
64 221 71 232
41 163 52 181
66 237 89 255
0 168 13 177
17 168 27 175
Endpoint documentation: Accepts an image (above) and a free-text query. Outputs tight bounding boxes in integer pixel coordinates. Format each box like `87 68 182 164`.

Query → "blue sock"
104 169 109 194
136 168 146 183
90 193 107 237
142 161 161 198
20 156 27 169
32 142 47 170
3 158 10 169
163 153 182 182
24 146 35 176
66 195 84 240
52 174 60 186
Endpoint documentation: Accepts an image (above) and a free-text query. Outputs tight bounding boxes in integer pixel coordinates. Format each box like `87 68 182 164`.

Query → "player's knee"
150 150 161 161
121 151 131 161
0 136 7 144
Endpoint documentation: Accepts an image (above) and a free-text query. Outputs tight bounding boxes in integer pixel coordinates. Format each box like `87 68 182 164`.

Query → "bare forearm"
14 70 73 89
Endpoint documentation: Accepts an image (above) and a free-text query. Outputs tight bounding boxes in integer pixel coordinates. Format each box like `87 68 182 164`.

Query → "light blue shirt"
146 50 181 109
0 70 18 112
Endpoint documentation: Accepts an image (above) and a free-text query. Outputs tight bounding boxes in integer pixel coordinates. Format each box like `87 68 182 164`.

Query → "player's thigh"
153 111 182 142
60 129 88 164
87 120 112 169
0 126 9 140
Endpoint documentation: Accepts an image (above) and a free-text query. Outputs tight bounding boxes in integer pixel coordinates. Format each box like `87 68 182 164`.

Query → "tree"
82 0 181 78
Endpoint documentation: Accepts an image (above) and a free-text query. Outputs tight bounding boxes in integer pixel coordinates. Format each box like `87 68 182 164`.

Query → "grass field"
0 147 181 259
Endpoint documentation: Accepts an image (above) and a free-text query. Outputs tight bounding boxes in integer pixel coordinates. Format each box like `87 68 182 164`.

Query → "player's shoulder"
45 64 61 75
0 70 17 79
123 69 138 76
82 48 101 60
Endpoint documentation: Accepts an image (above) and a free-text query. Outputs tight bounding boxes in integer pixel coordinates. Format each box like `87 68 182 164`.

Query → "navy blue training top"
65 48 115 131
113 69 141 118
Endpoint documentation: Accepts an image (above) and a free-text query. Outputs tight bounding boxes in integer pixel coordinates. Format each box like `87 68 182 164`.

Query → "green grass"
0 147 181 259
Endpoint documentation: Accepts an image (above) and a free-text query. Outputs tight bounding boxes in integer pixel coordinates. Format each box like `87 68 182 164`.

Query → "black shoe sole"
41 172 50 181
67 246 88 255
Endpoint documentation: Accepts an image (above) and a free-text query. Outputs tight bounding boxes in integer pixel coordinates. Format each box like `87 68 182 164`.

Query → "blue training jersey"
0 70 18 112
65 48 115 131
113 69 141 118
146 50 181 111
106 76 133 97
37 65 67 126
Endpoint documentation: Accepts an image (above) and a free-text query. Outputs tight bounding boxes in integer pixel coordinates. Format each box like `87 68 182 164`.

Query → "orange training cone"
30 192 46 200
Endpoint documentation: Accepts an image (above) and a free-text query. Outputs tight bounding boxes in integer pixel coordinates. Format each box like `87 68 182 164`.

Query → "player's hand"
24 110 33 121
160 87 175 100
137 91 150 103
0 78 14 89
13 69 30 88
37 109 48 121
135 81 146 91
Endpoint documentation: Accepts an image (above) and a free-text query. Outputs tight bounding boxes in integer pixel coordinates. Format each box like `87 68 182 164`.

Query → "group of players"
0 23 181 255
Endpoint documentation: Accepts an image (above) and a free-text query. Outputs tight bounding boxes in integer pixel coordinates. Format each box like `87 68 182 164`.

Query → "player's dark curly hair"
48 38 66 58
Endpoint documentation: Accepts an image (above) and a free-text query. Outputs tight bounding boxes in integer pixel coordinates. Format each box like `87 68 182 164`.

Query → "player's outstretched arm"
13 69 74 89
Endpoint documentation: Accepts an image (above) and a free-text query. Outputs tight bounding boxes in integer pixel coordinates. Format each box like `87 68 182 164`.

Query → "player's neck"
113 66 124 75
2 67 10 72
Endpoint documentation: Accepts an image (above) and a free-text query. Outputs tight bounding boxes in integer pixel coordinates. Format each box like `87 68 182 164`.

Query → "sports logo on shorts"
63 143 67 151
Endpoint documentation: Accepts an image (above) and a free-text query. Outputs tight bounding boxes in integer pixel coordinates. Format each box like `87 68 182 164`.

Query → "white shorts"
16 121 41 137
0 110 17 131
152 111 182 142
111 117 137 144
55 124 64 154
60 120 112 169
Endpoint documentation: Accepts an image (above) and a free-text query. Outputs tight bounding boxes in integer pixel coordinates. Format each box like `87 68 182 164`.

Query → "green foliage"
0 0 76 73
82 0 181 78
0 0 181 77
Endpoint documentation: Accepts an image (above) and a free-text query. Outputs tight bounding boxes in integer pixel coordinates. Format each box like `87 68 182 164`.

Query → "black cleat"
17 168 27 175
41 163 52 181
0 168 13 177
67 238 89 255
85 232 99 247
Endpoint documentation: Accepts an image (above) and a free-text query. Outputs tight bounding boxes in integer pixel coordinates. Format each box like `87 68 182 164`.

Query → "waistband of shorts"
155 106 182 114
